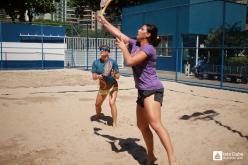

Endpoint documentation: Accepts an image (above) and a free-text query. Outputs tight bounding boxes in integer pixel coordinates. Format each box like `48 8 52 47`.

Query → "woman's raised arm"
98 15 130 44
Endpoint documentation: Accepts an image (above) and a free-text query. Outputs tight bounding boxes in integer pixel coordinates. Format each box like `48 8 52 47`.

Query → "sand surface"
0 69 247 165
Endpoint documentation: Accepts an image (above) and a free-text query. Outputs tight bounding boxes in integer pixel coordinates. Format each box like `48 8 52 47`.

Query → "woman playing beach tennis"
98 16 176 165
92 45 120 127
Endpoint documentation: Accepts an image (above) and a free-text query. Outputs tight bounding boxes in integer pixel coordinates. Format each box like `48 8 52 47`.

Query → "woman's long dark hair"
145 24 161 47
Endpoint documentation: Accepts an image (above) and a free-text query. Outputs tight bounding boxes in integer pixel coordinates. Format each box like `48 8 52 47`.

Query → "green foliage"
1 0 21 22
33 19 68 26
69 0 153 21
1 0 56 23
204 23 248 66
204 23 248 48
226 56 248 65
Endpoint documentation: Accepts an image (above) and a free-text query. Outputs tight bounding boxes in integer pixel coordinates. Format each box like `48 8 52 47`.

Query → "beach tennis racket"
102 61 112 77
100 0 112 16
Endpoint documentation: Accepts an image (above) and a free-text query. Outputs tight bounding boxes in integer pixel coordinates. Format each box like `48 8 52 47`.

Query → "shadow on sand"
180 109 248 141
90 113 113 126
93 127 157 165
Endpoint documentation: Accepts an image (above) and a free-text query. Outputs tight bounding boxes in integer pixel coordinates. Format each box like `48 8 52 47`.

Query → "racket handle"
100 0 112 16
101 8 106 16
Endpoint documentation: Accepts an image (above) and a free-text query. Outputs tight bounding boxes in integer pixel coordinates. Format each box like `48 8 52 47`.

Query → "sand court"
0 69 247 165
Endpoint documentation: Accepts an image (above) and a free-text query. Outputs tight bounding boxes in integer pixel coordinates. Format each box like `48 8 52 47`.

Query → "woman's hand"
97 12 130 43
116 37 128 51
97 14 107 26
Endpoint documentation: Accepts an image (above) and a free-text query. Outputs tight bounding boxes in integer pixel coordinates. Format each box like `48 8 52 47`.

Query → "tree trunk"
27 9 33 23
9 13 16 23
5 8 16 23
18 9 26 22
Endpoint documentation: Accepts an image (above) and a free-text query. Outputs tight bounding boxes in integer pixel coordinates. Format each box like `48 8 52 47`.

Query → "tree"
25 0 57 23
69 0 153 21
0 0 21 22
0 0 58 23
204 23 248 65
205 23 248 48
68 0 91 18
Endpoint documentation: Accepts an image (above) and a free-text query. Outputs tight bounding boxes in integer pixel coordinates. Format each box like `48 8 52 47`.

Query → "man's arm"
92 73 103 80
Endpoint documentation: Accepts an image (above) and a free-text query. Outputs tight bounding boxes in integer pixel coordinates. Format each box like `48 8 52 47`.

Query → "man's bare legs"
95 93 107 120
109 90 118 127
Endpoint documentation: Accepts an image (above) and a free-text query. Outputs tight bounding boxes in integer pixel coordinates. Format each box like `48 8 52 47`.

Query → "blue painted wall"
189 0 246 34
2 61 64 69
122 0 189 71
0 23 66 69
225 2 246 29
122 0 189 37
122 0 247 71
1 23 66 42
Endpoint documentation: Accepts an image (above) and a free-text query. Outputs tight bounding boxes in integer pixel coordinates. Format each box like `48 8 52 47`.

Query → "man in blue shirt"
92 45 120 127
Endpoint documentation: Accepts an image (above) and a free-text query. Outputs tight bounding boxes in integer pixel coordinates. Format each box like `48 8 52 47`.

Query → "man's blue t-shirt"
92 58 119 85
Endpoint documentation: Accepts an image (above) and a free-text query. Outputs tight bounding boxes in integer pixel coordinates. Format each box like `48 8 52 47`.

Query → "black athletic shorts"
136 88 164 108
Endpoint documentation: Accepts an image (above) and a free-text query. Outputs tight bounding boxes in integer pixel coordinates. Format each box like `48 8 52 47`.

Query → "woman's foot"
112 122 117 127
169 157 177 165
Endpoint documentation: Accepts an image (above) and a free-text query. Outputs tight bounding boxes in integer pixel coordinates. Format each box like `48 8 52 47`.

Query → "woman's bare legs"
143 94 176 165
136 104 157 165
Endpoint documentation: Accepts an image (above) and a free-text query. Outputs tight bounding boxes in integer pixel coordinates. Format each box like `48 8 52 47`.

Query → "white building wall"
1 42 66 61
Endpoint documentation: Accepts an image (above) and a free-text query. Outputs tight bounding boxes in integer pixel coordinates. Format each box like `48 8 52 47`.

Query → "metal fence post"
71 24 75 67
220 0 226 88
95 15 98 60
41 24 44 69
0 21 2 70
175 7 179 81
114 16 118 61
180 40 183 73
64 36 66 68
86 22 89 70
0 40 2 70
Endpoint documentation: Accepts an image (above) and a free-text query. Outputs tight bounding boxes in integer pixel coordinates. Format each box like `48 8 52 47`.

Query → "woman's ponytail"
145 24 161 47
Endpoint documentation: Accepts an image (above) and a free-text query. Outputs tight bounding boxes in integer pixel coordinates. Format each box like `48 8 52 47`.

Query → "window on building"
156 35 173 57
